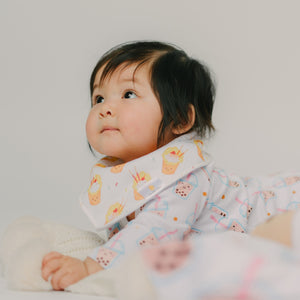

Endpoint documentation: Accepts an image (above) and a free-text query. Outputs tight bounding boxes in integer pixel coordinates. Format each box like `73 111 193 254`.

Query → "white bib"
80 133 210 230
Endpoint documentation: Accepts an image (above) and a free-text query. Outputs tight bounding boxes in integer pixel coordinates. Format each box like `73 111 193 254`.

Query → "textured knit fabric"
0 216 104 291
80 132 300 269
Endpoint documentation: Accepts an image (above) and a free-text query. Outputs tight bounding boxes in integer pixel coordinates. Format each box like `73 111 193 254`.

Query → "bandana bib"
80 133 210 230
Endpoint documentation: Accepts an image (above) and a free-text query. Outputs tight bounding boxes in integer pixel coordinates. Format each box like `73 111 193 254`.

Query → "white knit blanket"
0 217 104 291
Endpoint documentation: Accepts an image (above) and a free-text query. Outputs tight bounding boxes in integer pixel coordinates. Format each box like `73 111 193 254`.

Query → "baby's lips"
100 126 119 133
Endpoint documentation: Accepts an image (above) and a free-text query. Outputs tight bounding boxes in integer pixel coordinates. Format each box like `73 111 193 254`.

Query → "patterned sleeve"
88 170 209 269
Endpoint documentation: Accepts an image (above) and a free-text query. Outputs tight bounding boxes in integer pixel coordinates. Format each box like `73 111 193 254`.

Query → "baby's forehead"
94 62 151 88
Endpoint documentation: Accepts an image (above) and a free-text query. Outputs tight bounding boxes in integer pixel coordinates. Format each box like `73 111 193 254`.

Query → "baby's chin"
93 141 158 162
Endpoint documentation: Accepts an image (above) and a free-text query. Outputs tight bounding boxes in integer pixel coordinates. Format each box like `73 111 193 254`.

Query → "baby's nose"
99 105 114 118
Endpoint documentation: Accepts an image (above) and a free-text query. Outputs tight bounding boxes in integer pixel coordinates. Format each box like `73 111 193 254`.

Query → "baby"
41 41 300 290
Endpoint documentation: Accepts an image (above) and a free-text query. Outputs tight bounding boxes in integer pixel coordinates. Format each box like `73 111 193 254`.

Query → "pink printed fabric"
81 133 300 269
135 231 300 299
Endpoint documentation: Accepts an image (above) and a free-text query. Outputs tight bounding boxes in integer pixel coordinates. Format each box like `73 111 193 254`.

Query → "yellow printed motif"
88 175 102 205
162 147 185 175
193 139 205 161
111 163 126 174
105 202 125 224
131 170 152 200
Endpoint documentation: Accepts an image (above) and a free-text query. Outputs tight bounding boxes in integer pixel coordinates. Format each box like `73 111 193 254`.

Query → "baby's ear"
172 104 195 135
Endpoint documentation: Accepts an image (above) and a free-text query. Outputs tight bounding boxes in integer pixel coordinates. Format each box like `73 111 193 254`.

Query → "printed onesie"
80 132 300 269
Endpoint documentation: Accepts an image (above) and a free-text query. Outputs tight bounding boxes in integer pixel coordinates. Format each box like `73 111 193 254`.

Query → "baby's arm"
41 170 207 290
41 251 103 290
89 174 207 270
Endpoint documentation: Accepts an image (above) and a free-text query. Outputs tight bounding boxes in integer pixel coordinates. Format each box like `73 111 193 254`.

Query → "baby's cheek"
86 112 98 145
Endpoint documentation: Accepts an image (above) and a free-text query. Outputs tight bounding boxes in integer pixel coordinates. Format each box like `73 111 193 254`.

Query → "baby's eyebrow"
93 83 99 91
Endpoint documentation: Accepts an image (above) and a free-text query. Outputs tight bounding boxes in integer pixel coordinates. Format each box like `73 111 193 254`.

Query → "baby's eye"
95 95 104 104
123 91 137 99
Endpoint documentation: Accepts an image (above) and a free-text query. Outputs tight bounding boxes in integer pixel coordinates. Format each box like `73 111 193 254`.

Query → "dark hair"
90 41 215 145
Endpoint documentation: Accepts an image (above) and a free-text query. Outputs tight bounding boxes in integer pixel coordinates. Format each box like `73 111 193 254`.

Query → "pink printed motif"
142 240 192 275
175 181 193 198
96 234 125 268
273 175 300 188
151 211 165 217
285 176 300 185
183 226 192 239
137 227 178 248
138 232 160 247
210 215 246 233
174 173 198 200
213 169 242 187
262 190 276 202
183 204 202 238
212 206 227 217
184 225 202 238
253 190 276 205
143 195 169 218
96 247 118 268
201 167 211 182
229 180 240 187
207 202 228 218
229 220 245 233
236 197 253 219
235 257 264 300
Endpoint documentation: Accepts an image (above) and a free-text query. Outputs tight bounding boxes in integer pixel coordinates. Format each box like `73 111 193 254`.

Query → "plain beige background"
1 0 300 235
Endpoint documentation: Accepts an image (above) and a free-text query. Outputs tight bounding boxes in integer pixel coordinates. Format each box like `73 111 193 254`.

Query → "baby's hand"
42 252 103 290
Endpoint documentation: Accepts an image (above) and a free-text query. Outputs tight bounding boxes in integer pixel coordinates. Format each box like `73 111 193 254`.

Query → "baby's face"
86 63 175 162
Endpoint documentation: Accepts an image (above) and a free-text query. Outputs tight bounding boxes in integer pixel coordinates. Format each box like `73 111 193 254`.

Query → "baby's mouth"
100 126 119 134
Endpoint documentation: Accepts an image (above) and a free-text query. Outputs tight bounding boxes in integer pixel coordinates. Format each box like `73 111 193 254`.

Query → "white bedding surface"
0 277 115 300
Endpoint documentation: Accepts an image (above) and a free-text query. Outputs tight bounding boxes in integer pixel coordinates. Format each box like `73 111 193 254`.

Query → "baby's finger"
58 273 78 290
50 267 69 291
41 257 63 282
42 251 63 267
